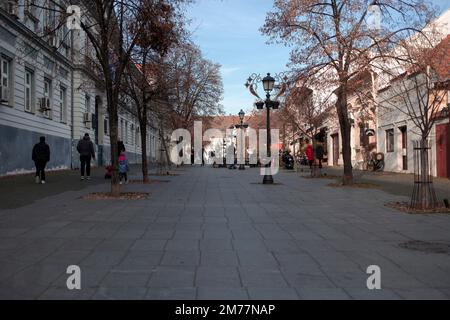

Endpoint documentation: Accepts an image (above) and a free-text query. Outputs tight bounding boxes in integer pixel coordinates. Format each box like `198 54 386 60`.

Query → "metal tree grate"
400 240 450 254
410 140 438 210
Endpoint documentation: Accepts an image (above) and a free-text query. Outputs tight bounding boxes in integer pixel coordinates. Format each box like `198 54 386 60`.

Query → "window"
136 127 140 147
25 0 37 17
120 119 124 140
131 124 134 145
59 24 70 56
43 78 52 118
104 117 109 135
386 129 394 153
151 135 155 157
125 121 128 144
0 58 11 104
85 95 91 114
24 69 34 112
60 86 67 122
85 95 91 127
5 1 18 17
44 1 56 30
2 59 9 87
59 67 68 79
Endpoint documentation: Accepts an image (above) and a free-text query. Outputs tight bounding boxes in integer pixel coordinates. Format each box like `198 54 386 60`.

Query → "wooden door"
436 123 450 178
332 134 339 166
399 126 407 170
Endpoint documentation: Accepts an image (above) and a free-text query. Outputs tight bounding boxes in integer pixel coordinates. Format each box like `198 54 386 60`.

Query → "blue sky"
186 0 450 116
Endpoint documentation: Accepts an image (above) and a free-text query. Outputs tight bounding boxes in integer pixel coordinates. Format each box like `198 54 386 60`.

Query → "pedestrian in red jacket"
304 139 314 169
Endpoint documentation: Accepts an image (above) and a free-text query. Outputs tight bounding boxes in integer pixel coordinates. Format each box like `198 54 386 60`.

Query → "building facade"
376 68 450 178
322 12 450 178
0 1 162 175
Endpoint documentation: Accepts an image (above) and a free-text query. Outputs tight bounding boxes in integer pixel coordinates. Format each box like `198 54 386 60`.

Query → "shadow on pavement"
0 168 106 210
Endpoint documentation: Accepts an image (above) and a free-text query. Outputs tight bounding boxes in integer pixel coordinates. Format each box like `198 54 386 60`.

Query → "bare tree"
165 43 224 130
122 0 187 182
262 0 435 185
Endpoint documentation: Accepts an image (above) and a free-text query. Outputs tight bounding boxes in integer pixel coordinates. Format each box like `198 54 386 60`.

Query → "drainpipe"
70 28 75 169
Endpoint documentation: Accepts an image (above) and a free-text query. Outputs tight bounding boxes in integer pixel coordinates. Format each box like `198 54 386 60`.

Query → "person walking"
304 139 314 169
118 150 129 185
315 142 325 169
201 147 205 166
32 136 50 184
77 133 96 180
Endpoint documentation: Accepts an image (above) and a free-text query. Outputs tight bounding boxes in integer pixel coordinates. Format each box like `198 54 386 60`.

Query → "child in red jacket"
304 139 314 169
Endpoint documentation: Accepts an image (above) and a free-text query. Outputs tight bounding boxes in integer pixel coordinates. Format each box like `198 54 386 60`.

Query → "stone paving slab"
1 166 450 299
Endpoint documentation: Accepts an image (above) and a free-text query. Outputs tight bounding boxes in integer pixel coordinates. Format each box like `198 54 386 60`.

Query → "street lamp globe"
238 109 245 121
262 73 275 93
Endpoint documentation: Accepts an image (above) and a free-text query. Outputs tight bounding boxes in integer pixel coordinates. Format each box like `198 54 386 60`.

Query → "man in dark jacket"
77 133 96 180
32 136 50 184
315 142 325 169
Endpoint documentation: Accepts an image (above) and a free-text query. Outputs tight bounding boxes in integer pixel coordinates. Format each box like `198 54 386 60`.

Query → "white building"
376 65 450 177
0 1 162 175
374 12 450 178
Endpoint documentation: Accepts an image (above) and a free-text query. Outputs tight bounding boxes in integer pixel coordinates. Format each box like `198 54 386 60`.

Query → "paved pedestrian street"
1 166 450 300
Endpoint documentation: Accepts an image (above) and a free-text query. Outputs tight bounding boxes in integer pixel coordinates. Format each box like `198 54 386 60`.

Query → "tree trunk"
107 92 120 197
336 85 353 185
159 125 172 170
140 118 149 183
420 142 429 207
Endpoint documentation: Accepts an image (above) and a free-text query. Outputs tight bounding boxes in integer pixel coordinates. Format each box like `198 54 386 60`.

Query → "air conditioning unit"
83 112 91 123
0 86 9 103
39 97 51 111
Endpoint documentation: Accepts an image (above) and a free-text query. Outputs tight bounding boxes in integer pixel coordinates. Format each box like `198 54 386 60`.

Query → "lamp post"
235 109 249 170
222 138 226 168
246 73 286 184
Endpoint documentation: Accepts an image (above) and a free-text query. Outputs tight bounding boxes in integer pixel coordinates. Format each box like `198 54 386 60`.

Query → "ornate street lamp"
239 109 245 121
245 72 288 184
222 138 226 168
235 109 249 170
262 73 276 92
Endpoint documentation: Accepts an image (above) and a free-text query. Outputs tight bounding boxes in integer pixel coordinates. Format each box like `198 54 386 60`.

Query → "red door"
436 123 450 178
